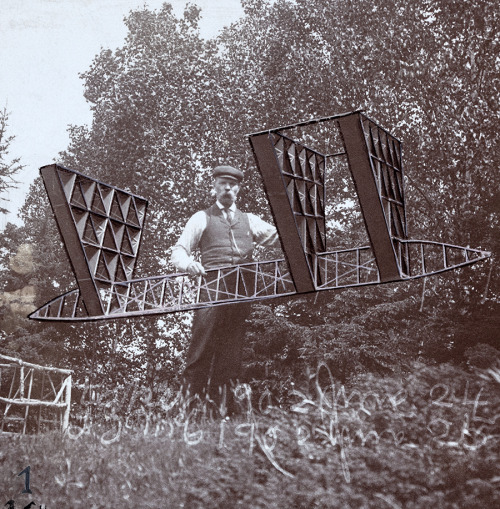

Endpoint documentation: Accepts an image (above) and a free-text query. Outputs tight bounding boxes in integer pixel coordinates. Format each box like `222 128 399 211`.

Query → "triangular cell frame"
38 164 148 316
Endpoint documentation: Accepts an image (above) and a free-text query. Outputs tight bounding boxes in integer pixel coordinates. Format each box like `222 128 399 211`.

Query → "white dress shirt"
171 201 279 272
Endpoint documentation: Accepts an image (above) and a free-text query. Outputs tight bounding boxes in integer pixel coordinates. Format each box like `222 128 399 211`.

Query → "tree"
0 107 23 215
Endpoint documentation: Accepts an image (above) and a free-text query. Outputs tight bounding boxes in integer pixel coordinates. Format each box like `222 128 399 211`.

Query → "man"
171 165 278 409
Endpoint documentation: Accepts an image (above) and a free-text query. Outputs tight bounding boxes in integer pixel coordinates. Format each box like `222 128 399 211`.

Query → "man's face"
214 176 240 207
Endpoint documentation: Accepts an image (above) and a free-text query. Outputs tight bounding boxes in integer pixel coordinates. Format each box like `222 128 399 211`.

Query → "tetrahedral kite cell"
29 111 490 322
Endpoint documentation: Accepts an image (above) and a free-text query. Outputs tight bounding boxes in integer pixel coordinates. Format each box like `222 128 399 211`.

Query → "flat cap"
213 165 244 182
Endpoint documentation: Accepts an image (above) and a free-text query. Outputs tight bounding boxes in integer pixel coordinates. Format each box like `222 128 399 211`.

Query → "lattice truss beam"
29 112 490 321
0 354 72 434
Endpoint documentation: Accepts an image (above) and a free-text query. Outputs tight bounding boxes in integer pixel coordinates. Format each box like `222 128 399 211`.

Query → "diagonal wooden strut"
40 164 148 316
249 133 317 293
337 113 402 282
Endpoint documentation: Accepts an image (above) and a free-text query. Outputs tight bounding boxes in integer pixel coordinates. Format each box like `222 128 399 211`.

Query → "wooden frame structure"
28 111 490 321
0 354 72 434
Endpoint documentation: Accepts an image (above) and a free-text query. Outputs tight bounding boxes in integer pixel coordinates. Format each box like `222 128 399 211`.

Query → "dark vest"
200 204 254 268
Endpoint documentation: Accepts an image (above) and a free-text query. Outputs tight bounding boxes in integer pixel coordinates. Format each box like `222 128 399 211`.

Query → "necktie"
224 207 233 222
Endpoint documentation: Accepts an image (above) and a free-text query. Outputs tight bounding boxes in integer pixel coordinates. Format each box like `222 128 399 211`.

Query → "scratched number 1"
18 466 32 494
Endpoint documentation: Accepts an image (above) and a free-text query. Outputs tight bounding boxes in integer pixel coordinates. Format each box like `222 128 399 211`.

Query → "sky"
0 0 245 229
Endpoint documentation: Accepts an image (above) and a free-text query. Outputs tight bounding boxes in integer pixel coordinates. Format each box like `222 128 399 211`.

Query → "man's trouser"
183 302 252 409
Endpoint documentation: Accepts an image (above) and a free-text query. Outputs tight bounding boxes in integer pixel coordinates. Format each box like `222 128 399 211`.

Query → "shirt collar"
216 201 236 212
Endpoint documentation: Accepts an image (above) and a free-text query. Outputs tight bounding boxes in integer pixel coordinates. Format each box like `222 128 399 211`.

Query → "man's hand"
186 261 206 276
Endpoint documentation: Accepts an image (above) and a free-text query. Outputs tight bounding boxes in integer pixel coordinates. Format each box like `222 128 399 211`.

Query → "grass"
1 362 499 508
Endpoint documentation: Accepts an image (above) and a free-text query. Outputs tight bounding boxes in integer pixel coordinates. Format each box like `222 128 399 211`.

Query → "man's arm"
170 211 207 275
248 213 279 247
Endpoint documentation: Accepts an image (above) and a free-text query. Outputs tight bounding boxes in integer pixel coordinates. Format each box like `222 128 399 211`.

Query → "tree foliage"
0 107 23 215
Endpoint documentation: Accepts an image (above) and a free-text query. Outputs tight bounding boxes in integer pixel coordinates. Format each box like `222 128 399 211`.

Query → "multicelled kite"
29 111 490 321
